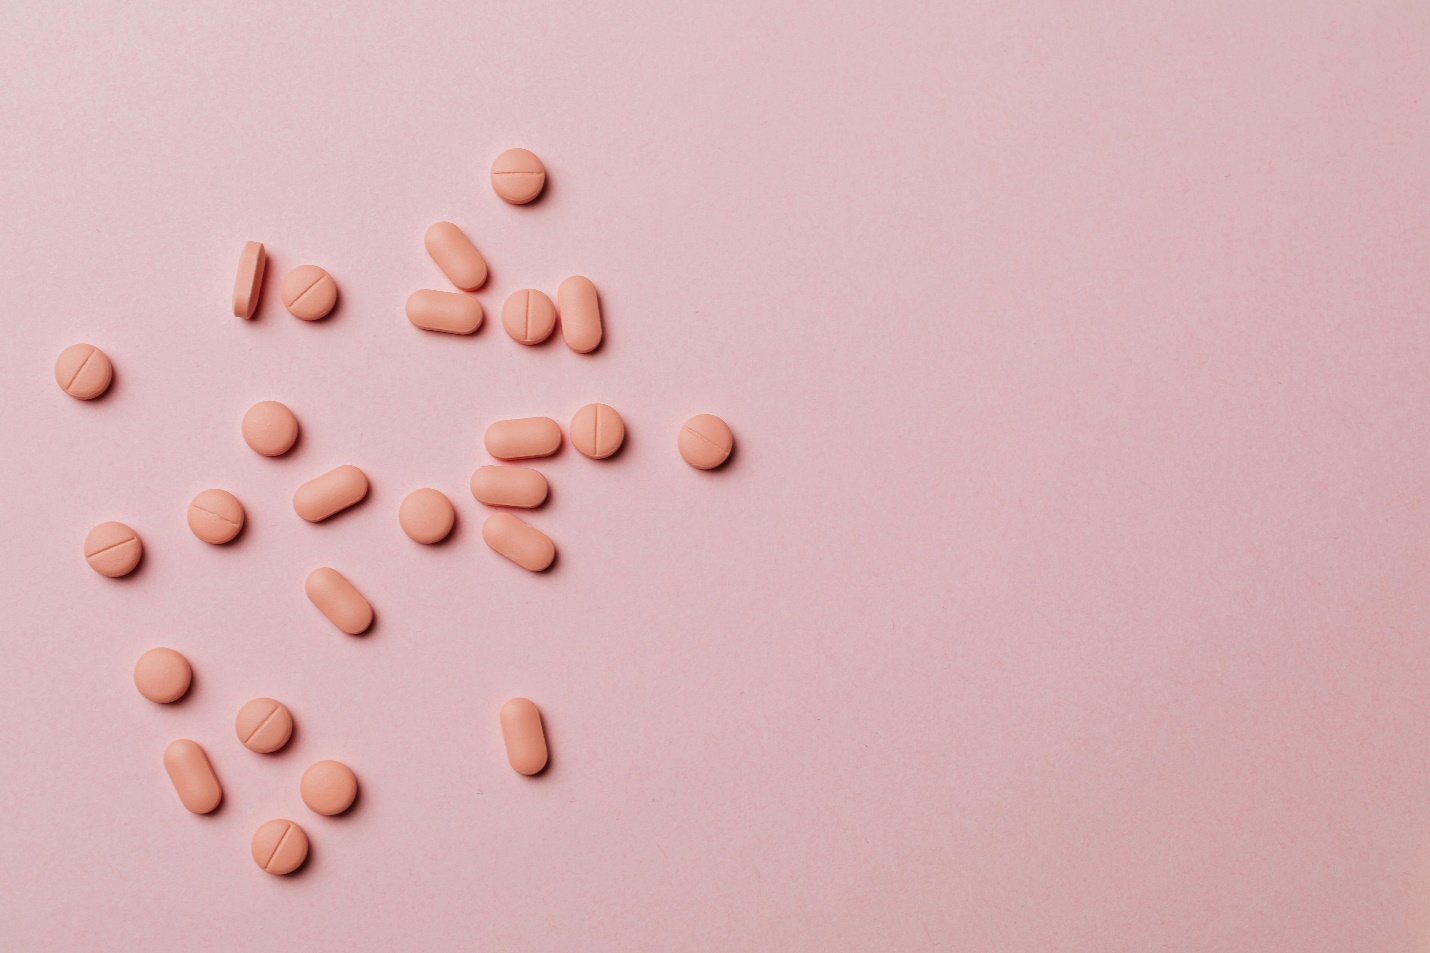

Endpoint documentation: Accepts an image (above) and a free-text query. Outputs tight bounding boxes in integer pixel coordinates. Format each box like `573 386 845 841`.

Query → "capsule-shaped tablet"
163 739 222 814
557 275 602 353
482 512 556 572
406 289 483 335
232 241 266 318
293 465 369 522
470 465 548 508
484 417 561 460
500 698 548 775
305 567 373 635
424 221 487 291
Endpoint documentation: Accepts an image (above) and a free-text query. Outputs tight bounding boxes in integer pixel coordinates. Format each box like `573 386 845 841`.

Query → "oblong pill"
405 289 483 335
133 648 192 704
187 488 245 544
678 414 735 470
163 739 222 814
305 567 373 634
235 697 294 753
55 343 113 400
251 819 309 875
500 698 548 775
470 465 548 508
570 403 625 459
398 488 455 544
500 289 557 345
281 264 337 320
424 221 488 291
293 465 369 522
242 400 299 456
484 417 561 460
84 521 142 577
300 760 359 815
232 241 266 318
490 148 546 205
557 275 602 353
482 512 555 572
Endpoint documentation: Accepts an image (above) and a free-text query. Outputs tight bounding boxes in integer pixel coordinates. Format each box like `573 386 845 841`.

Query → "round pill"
164 739 223 814
557 276 603 353
470 465 548 509
500 698 548 776
424 221 487 291
187 488 245 545
490 148 546 205
300 760 358 816
232 241 266 319
54 343 113 400
500 289 557 345
305 567 374 635
484 417 562 460
398 488 455 544
280 264 338 321
235 697 294 753
482 512 556 572
84 521 142 577
133 648 192 704
569 403 625 459
241 401 299 456
405 289 483 335
293 465 369 522
678 414 735 470
251 819 309 875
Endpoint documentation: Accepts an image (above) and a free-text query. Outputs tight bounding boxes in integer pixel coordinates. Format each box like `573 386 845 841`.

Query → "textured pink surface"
1 2 1428 950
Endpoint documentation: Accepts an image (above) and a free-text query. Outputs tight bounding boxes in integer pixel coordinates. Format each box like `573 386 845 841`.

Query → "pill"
163 739 222 814
54 343 113 400
293 465 368 522
251 819 309 875
469 466 548 508
305 567 373 635
557 276 603 353
569 403 625 459
678 414 734 470
232 241 266 319
482 512 555 572
490 148 546 205
398 488 455 544
235 697 294 753
300 760 358 815
424 221 488 291
187 488 245 545
484 417 562 460
241 400 299 456
133 648 192 704
280 264 338 320
84 521 142 577
500 289 557 345
405 289 483 335
500 698 548 775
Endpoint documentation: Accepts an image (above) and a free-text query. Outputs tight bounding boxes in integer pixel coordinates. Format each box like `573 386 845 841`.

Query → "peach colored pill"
405 289 483 335
678 414 735 470
133 648 192 704
280 264 337 320
251 819 308 875
490 148 546 205
557 276 603 353
569 403 625 459
398 488 455 544
500 698 548 775
469 466 548 509
305 567 373 635
187 488 245 545
241 400 299 456
424 221 487 291
235 698 294 754
300 760 358 815
54 343 113 400
232 241 266 319
482 512 555 572
84 521 142 577
500 289 557 345
484 417 562 460
163 739 222 814
293 465 368 522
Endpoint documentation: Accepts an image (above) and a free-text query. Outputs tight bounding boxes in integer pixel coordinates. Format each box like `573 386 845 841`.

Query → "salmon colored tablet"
293 465 368 522
300 760 358 815
424 221 487 291
242 400 299 456
678 414 735 470
133 648 192 704
405 289 483 334
500 698 548 775
305 567 373 635
235 697 294 753
54 343 113 400
500 289 557 345
490 148 546 205
484 417 562 460
232 241 266 318
187 488 245 544
251 819 308 875
482 512 556 572
280 264 338 320
469 465 548 508
569 403 625 459
84 521 142 577
163 739 222 814
398 488 455 544
557 276 602 353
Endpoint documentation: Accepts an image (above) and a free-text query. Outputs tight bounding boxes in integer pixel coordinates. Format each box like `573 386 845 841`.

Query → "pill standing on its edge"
500 289 557 346
251 819 309 875
500 698 548 775
490 148 546 205
300 760 358 815
570 403 625 459
678 414 735 470
54 344 114 400
305 567 374 635
293 465 369 522
398 488 455 544
470 466 548 509
405 289 483 335
484 417 562 460
242 400 299 457
187 488 245 545
235 697 294 754
280 265 338 321
133 648 192 704
163 739 222 814
482 512 556 572
84 521 142 577
232 241 266 319
424 221 487 291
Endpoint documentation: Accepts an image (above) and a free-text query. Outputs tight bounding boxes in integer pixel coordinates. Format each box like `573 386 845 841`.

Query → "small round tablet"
251 819 309 875
54 344 113 400
242 401 299 456
500 289 557 345
678 414 734 470
187 488 245 544
570 403 625 459
300 760 358 815
235 697 294 753
491 148 546 204
280 264 338 320
84 521 142 577
398 488 455 544
133 648 192 703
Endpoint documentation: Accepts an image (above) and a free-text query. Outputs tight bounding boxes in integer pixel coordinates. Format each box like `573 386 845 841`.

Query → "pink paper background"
2 1 1428 949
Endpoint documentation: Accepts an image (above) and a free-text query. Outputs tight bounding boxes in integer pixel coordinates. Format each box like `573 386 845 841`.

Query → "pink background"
2 1 1428 949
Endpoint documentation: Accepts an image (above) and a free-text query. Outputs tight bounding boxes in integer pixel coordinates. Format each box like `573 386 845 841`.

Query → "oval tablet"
293 465 368 522
405 289 483 335
305 567 373 635
300 760 358 815
484 417 562 460
133 648 192 704
482 512 555 572
187 488 245 544
678 414 735 470
54 343 113 400
242 400 299 456
500 698 548 775
570 403 625 459
232 241 266 319
424 221 487 291
235 697 294 753
500 289 557 345
251 819 308 875
470 466 548 508
490 148 546 205
163 739 222 814
84 521 142 577
398 488 455 544
557 276 603 353
280 264 338 320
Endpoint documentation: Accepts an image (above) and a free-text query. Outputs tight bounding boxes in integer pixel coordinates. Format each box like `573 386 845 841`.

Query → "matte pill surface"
133 648 192 704
398 488 455 543
305 567 373 634
84 521 142 577
187 488 245 544
54 344 113 400
232 241 266 318
482 512 555 572
163 740 222 814
251 819 308 875
293 465 368 521
500 289 557 345
405 289 483 335
678 414 735 470
280 264 338 320
557 276 603 353
500 698 548 775
490 148 546 205
235 698 294 753
570 403 625 459
242 400 299 456
484 417 562 460
470 466 548 508
424 221 487 291
300 760 358 815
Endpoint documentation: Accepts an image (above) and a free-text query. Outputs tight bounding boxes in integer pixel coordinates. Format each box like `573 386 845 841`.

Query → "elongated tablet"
482 512 555 571
233 241 266 318
293 465 368 521
484 417 561 460
163 740 222 814
424 222 487 291
557 276 602 353
406 289 483 334
305 567 373 634
500 698 548 775
469 466 548 508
